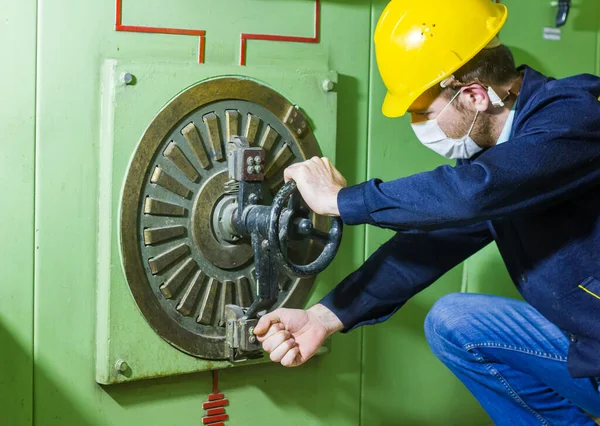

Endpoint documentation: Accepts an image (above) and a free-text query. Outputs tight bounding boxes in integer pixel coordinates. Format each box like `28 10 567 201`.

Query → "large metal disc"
120 77 326 360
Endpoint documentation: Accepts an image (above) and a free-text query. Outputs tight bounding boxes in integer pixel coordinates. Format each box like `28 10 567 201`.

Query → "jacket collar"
459 65 548 164
511 66 551 138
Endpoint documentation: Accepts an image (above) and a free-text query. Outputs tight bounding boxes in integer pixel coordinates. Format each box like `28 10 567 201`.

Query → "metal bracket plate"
95 59 337 384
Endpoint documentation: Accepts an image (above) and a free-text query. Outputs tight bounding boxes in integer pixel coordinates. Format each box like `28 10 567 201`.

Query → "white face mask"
410 90 482 160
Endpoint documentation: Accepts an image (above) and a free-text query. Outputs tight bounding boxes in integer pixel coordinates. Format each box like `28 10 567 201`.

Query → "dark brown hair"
429 45 521 99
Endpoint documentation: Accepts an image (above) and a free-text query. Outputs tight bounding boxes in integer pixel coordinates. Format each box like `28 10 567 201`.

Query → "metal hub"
192 171 252 270
212 195 240 245
120 77 325 360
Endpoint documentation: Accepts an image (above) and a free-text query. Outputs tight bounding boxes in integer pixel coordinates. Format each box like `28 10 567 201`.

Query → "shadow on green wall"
508 45 551 77
570 0 598 33
0 323 94 425
101 341 360 425
465 244 522 300
332 73 367 273
0 322 32 425
359 281 492 426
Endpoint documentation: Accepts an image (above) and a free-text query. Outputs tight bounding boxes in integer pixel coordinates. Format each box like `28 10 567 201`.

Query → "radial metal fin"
197 278 219 325
164 141 200 182
265 142 294 179
181 123 211 170
144 225 186 246
144 198 186 217
244 114 261 146
148 243 190 275
151 167 192 198
160 258 198 298
259 125 280 152
177 270 207 316
203 113 224 161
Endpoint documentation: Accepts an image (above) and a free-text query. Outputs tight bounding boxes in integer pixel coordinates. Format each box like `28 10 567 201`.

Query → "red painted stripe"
244 34 317 43
115 0 206 63
212 370 219 394
208 393 224 401
206 408 225 416
115 0 122 26
314 0 321 42
204 423 224 426
116 25 205 37
202 414 229 424
240 0 320 65
240 38 247 66
199 36 206 64
202 399 229 410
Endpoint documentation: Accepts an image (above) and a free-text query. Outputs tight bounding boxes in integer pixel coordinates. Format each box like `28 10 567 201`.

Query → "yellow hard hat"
374 0 508 117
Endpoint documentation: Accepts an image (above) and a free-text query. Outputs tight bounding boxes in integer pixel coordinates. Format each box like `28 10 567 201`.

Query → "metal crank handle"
269 180 343 278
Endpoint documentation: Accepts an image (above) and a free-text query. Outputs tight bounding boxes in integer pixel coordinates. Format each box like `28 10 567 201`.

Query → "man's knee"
424 293 482 358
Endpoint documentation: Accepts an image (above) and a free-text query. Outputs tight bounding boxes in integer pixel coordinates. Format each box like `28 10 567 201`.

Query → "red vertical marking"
240 0 321 66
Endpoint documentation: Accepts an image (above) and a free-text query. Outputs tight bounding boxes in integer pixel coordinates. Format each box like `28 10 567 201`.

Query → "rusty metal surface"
120 77 325 359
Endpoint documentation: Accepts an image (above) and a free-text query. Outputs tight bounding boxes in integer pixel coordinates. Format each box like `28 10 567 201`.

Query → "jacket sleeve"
318 221 492 332
338 87 600 231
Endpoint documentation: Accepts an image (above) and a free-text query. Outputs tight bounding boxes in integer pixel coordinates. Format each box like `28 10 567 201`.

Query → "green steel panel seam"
360 3 375 425
33 0 39 423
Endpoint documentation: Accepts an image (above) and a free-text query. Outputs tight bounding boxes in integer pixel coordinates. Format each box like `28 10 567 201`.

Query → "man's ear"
460 84 490 113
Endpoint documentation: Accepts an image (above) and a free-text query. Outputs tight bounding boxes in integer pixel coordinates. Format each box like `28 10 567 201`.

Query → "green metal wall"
31 0 368 425
1 0 599 425
0 1 36 425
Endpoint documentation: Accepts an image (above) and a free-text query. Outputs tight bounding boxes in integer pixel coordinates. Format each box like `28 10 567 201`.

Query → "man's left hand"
284 157 347 217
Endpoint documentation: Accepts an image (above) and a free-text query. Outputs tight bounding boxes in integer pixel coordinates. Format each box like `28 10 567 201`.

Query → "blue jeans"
424 293 600 425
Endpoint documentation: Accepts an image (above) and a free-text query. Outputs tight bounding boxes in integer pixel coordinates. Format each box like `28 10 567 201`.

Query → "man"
253 0 600 423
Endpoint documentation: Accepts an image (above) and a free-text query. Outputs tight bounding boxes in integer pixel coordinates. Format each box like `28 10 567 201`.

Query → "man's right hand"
253 303 344 367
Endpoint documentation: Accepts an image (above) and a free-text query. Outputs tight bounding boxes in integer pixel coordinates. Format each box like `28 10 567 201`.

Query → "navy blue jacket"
320 66 600 378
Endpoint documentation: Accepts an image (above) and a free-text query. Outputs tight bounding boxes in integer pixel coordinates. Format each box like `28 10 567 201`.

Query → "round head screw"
115 359 129 374
322 79 334 92
120 72 135 85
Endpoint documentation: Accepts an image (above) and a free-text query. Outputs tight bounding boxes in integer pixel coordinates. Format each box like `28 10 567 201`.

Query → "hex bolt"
115 359 129 374
248 193 259 204
248 327 257 343
254 165 263 174
254 156 262 165
120 72 134 85
322 79 334 92
247 166 255 175
246 157 255 166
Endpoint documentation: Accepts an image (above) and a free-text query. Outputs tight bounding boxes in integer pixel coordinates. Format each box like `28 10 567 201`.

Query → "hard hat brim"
382 92 412 118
